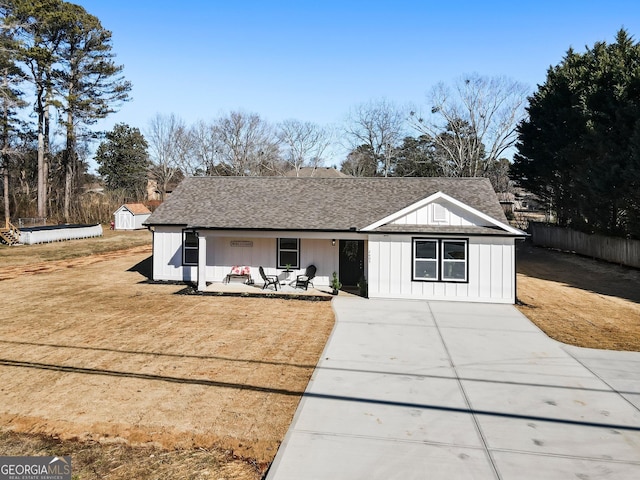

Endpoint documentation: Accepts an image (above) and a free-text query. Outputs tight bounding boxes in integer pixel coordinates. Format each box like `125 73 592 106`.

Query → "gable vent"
433 203 447 222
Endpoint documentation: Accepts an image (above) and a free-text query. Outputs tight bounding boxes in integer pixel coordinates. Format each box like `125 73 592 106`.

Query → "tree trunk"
1 68 10 228
37 115 45 218
64 109 74 223
2 163 8 229
64 157 72 222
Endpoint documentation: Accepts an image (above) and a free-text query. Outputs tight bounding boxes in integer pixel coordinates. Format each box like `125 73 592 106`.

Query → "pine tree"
55 2 131 221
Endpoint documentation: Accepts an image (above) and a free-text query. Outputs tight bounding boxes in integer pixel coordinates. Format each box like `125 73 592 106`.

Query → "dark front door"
339 240 365 288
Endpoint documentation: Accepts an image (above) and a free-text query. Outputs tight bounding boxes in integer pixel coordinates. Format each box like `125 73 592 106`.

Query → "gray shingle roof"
145 176 513 232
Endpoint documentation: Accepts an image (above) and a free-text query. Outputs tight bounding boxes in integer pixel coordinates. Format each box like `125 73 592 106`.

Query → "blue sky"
74 0 640 165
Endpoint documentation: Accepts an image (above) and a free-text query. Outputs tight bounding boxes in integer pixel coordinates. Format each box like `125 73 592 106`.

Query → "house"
144 177 527 304
146 178 181 201
114 203 152 230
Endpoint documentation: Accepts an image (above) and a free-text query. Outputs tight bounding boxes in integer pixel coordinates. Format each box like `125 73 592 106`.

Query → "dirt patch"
0 235 335 478
0 244 153 281
516 241 640 351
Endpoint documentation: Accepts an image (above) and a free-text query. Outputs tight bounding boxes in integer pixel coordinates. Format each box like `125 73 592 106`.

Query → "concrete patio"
203 279 334 299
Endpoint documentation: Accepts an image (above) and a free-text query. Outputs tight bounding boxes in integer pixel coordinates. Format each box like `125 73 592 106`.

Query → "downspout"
147 226 155 280
514 236 527 304
197 230 207 291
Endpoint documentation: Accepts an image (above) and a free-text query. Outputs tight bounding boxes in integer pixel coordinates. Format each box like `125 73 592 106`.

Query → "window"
277 238 299 269
413 238 467 282
413 239 438 280
442 240 467 281
183 231 198 265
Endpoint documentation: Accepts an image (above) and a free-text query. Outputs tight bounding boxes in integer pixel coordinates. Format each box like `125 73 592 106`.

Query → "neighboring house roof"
117 203 152 215
145 176 523 235
284 167 350 178
82 182 105 195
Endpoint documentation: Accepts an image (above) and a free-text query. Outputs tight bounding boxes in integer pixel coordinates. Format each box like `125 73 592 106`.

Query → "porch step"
0 228 20 245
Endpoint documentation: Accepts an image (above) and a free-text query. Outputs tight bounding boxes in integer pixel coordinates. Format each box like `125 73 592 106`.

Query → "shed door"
118 212 131 229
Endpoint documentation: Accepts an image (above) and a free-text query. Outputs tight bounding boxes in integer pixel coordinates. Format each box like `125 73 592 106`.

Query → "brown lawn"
516 241 640 351
0 230 334 479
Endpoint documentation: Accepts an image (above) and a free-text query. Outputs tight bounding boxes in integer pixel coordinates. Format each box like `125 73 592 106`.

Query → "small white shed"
114 203 151 230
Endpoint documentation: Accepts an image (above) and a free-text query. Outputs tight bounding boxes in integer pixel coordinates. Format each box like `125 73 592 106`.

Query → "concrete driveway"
266 297 640 480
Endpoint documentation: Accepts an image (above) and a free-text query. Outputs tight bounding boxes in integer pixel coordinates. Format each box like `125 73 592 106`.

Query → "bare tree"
410 73 529 177
277 119 332 176
340 144 377 177
146 113 190 199
212 111 280 176
189 120 217 175
344 98 406 177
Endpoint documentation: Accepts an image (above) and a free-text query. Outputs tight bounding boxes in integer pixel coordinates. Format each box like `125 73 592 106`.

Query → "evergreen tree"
512 29 640 237
2 0 131 221
55 2 131 221
0 9 27 225
512 50 588 227
95 123 149 200
6 0 67 218
392 135 441 177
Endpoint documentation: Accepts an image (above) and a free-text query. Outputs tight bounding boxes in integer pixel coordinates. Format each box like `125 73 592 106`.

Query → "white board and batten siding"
204 235 337 286
367 198 517 303
390 199 492 228
152 227 338 286
152 226 195 281
367 235 516 303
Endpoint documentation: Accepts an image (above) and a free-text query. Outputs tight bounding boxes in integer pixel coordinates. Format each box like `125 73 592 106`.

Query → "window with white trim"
412 238 468 282
183 231 198 265
413 239 438 280
441 240 467 281
277 238 300 269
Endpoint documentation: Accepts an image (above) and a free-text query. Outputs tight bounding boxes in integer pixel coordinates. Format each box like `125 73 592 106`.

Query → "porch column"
197 232 207 291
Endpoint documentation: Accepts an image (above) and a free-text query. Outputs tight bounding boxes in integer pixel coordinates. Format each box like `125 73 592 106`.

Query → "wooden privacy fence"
529 222 640 268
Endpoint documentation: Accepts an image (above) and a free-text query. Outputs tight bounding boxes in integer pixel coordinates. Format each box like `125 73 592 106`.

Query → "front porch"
200 278 335 301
